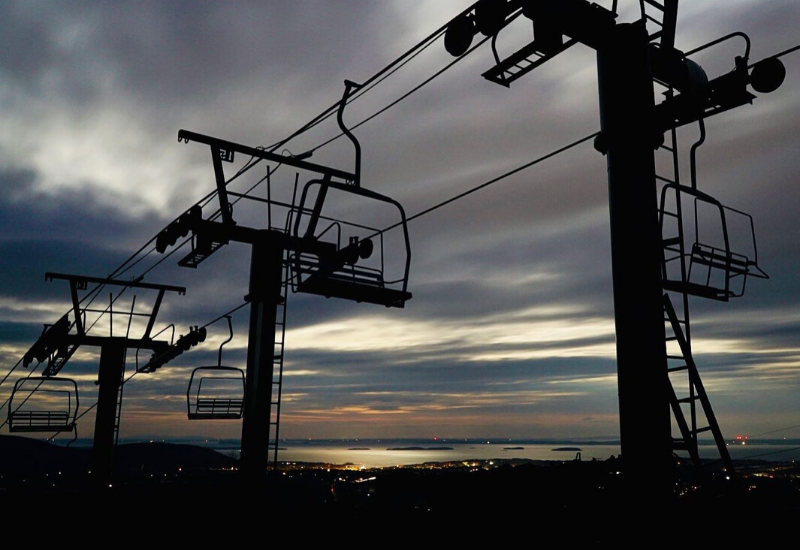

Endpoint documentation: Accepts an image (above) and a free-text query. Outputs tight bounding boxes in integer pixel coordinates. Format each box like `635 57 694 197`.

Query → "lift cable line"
743 424 800 440
269 27 448 155
263 0 484 154
752 43 800 66
379 131 600 235
309 34 493 155
153 29 488 272
737 446 800 461
171 13 490 220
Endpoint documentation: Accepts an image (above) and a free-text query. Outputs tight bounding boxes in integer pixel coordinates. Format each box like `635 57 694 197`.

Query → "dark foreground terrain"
1 435 797 539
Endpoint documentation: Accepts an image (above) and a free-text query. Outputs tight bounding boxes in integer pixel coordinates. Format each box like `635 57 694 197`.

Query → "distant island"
387 447 454 451
504 447 525 450
552 447 582 452
348 447 371 451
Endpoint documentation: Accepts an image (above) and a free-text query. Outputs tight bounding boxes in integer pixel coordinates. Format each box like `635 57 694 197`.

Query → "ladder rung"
656 174 676 184
677 396 700 404
643 0 666 11
666 336 678 341
661 210 678 217
660 144 674 152
662 236 681 248
692 426 713 435
645 14 663 25
667 354 684 360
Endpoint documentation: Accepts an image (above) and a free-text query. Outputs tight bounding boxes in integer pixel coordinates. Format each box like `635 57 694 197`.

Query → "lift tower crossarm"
177 218 336 269
178 129 357 183
44 272 187 294
45 272 186 342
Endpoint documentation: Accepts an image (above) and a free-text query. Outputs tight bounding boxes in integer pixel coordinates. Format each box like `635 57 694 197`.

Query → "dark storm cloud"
0 1 388 106
0 167 169 302
0 321 43 345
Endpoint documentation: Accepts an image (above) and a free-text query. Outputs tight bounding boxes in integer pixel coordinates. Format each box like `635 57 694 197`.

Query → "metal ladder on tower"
640 0 678 45
266 243 290 471
657 123 735 479
113 351 127 447
664 294 735 479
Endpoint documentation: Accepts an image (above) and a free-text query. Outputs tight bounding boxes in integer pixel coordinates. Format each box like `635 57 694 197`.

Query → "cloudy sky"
1 1 799 445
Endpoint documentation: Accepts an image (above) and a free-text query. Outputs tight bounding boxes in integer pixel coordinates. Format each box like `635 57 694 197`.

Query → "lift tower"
443 0 786 497
21 273 185 486
154 86 412 486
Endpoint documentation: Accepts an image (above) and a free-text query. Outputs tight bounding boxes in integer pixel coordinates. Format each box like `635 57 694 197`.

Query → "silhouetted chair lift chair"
291 179 412 308
661 185 767 300
186 316 245 420
7 376 79 433
659 139 767 301
289 80 412 309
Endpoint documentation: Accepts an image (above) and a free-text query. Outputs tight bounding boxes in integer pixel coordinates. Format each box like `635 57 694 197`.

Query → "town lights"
155 205 203 253
750 57 786 93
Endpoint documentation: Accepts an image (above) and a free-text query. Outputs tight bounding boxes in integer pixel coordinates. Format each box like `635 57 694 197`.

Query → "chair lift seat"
189 397 245 420
9 410 74 432
7 376 79 433
689 243 750 274
298 269 412 308
662 279 734 302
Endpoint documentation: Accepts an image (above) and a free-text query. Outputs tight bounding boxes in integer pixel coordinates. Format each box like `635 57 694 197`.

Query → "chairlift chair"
7 376 79 433
186 316 245 420
291 179 412 308
659 123 767 301
289 81 412 308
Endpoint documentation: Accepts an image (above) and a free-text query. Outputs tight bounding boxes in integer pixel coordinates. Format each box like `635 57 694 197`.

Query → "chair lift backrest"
659 182 766 300
287 79 412 307
186 316 246 419
8 376 79 432
292 178 412 302
659 116 766 300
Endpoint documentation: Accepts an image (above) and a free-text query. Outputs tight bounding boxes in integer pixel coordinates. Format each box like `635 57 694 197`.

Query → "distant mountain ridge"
0 434 237 475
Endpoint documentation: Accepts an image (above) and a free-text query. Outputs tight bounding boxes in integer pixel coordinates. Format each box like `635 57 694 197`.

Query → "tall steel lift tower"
442 0 786 498
17 273 186 487
151 84 412 487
